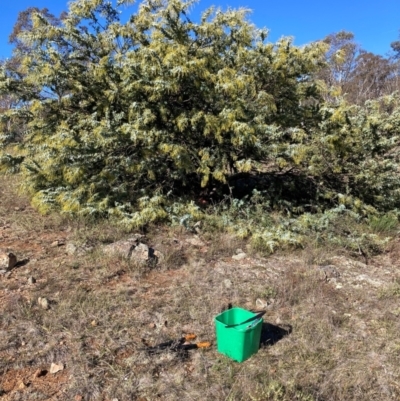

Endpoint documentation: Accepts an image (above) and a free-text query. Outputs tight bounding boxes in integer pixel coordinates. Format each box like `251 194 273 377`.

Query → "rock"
185 236 205 247
223 279 233 289
38 297 49 310
129 233 145 241
18 380 26 390
74 396 83 401
0 250 17 271
51 240 65 247
232 252 247 261
149 322 156 329
256 298 268 308
103 237 162 265
103 239 138 258
65 242 92 256
318 265 340 280
49 362 64 374
131 242 150 261
65 243 77 255
193 221 202 234
28 276 36 285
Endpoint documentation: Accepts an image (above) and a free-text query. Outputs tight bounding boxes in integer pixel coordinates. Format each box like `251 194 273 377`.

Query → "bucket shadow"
14 259 30 268
260 322 292 347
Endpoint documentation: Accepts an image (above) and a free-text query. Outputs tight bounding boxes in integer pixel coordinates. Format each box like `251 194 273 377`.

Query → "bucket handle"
225 310 265 328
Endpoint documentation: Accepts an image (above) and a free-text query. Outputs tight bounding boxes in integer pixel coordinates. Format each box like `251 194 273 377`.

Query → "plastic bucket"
214 307 263 362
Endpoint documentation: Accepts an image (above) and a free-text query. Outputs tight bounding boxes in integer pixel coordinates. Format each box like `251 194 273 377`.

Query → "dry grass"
1 174 400 400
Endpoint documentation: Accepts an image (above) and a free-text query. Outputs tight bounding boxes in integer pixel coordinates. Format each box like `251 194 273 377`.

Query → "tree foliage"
1 0 400 238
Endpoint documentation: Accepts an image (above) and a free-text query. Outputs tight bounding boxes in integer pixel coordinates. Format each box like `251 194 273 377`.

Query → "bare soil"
1 174 400 401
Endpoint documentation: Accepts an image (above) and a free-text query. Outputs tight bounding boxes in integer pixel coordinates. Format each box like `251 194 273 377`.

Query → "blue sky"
1 0 399 59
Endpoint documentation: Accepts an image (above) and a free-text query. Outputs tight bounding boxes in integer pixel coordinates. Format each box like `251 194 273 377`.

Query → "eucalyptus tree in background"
319 30 398 104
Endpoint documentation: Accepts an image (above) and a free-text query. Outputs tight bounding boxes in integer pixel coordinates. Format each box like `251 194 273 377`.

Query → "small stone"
318 265 340 280
194 221 202 234
91 320 97 327
38 297 49 310
52 240 65 247
18 380 26 390
49 362 64 374
256 298 268 308
14 207 21 211
232 252 247 261
149 322 156 329
74 396 83 401
223 279 232 289
65 243 77 255
28 276 36 285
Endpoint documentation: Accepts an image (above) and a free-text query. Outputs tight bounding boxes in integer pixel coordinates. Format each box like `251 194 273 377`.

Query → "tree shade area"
1 0 400 252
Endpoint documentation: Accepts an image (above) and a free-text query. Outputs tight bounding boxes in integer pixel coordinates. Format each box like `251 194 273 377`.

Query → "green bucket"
214 307 263 362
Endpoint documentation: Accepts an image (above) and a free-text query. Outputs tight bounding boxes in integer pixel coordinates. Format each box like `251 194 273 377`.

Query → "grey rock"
49 362 64 374
131 242 150 261
65 242 91 256
103 239 137 258
65 243 77 255
103 237 162 265
318 265 340 280
256 298 268 308
38 297 49 310
232 252 247 261
223 279 233 289
28 276 36 285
